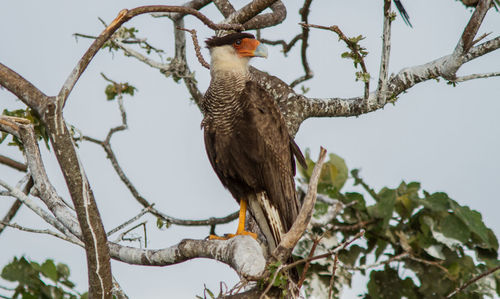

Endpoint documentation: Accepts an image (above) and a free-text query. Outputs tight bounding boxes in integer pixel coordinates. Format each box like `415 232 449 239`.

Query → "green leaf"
453 204 495 249
366 267 418 299
420 192 450 212
367 188 396 228
439 214 470 244
40 259 58 282
338 245 364 266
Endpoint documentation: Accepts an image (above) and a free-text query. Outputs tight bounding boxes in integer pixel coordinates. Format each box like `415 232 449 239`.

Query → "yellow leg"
209 199 257 240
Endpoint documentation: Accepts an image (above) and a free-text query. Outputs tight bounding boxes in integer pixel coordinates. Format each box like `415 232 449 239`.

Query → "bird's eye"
235 39 242 45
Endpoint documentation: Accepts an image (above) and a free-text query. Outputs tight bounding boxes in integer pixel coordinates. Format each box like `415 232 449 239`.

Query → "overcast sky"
1 1 499 298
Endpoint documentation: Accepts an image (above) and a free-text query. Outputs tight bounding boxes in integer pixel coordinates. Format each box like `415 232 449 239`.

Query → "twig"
0 178 81 244
472 31 492 46
453 71 500 82
260 34 303 55
176 27 210 69
328 231 366 298
300 23 369 98
408 254 449 273
107 206 152 236
0 221 83 246
290 0 313 88
0 154 27 172
296 237 321 289
447 265 500 298
259 264 284 299
283 230 365 271
115 221 147 246
0 177 33 236
344 251 409 271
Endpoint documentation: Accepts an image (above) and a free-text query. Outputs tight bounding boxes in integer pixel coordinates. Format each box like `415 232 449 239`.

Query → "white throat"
210 45 250 76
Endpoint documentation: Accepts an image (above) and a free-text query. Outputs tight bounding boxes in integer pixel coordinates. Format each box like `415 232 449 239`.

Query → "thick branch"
0 63 50 113
224 0 279 27
443 0 493 79
108 236 266 278
242 1 286 30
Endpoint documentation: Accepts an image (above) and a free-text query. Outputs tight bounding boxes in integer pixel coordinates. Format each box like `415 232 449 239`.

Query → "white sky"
1 1 499 298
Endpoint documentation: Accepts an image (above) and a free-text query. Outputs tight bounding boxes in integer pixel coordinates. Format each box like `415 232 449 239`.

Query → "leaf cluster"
1 257 87 299
297 151 499 298
104 82 137 101
1 108 50 150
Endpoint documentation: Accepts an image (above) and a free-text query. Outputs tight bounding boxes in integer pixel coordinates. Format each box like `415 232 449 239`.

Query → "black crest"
205 33 255 48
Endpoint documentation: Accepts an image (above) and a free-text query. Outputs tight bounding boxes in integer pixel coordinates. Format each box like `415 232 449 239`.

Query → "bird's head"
206 32 268 73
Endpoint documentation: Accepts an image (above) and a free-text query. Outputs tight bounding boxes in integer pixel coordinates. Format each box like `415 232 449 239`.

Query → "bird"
201 32 307 252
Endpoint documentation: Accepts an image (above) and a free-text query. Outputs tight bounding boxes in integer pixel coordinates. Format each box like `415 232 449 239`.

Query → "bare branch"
443 0 493 80
243 1 287 30
454 71 500 82
107 206 152 237
213 0 236 17
0 221 83 246
465 35 500 61
173 19 204 105
344 252 409 271
260 34 302 55
290 0 313 88
377 0 393 104
0 63 50 113
58 5 244 109
108 236 266 278
152 0 212 21
177 27 210 69
224 0 280 28
283 230 365 271
18 125 81 237
301 23 369 98
0 154 27 172
0 179 80 244
0 177 32 236
273 147 327 262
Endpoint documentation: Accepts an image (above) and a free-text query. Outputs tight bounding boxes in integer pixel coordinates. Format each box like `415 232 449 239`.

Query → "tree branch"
290 0 313 88
0 63 50 113
447 264 500 298
0 154 27 172
0 177 32 236
377 0 393 104
58 5 244 109
108 236 266 278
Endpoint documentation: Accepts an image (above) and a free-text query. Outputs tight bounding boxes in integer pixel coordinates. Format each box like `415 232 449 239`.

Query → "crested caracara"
202 32 307 251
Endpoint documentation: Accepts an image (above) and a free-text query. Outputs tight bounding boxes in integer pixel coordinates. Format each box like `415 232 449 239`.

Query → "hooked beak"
253 43 268 58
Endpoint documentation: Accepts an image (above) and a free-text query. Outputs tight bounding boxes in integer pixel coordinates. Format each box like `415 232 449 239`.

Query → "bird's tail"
246 192 300 288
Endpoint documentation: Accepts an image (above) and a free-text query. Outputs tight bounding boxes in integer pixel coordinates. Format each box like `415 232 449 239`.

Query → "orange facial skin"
233 38 261 57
